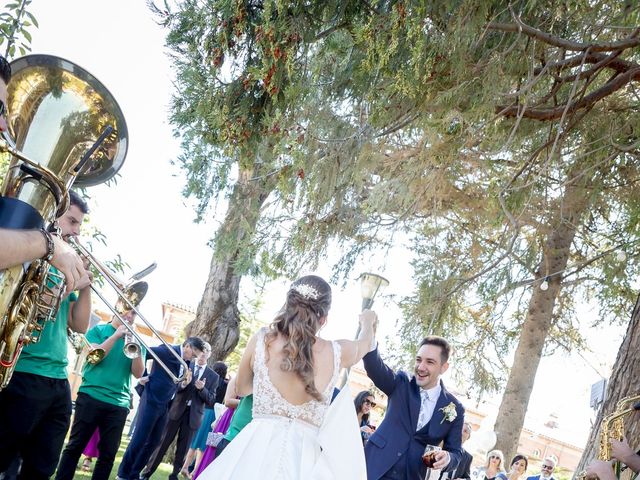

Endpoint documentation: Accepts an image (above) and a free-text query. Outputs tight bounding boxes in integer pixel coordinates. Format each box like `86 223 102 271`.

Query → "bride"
197 275 375 479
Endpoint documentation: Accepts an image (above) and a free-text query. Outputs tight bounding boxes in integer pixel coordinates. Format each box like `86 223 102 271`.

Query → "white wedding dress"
198 327 366 479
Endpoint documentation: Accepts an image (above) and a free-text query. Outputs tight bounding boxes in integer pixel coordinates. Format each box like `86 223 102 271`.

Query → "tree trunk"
187 167 272 361
574 294 640 476
494 171 595 464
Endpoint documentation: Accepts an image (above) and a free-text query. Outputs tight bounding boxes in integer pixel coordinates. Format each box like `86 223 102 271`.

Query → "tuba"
0 55 127 388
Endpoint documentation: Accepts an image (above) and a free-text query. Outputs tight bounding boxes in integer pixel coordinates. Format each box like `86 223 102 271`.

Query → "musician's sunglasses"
364 399 377 407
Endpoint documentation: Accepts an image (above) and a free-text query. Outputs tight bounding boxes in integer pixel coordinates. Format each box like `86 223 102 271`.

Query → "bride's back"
247 275 342 425
262 332 337 406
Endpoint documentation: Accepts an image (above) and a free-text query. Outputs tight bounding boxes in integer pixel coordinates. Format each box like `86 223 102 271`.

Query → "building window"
533 449 541 458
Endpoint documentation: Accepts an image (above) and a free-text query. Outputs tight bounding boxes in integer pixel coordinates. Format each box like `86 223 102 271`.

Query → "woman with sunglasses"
476 449 506 480
354 390 377 445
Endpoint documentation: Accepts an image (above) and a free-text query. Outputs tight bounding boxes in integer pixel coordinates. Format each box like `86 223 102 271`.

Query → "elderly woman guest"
354 390 376 445
497 455 528 480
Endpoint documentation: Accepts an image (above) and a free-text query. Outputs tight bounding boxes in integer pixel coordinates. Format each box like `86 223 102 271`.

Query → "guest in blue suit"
117 337 206 480
525 457 556 480
363 335 465 480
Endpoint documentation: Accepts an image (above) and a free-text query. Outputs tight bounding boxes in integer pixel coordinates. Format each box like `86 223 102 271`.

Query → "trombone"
70 239 190 383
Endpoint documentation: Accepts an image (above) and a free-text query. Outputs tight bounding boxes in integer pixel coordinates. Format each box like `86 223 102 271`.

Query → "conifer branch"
497 67 640 120
487 22 640 52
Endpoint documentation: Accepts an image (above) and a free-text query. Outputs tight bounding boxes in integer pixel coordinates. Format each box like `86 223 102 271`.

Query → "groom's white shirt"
416 383 441 430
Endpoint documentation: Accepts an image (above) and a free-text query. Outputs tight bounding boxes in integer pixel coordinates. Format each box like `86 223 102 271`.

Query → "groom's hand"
359 310 377 330
432 450 450 470
359 309 378 352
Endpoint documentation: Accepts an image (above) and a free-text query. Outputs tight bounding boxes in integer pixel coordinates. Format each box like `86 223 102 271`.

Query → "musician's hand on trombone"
50 236 85 293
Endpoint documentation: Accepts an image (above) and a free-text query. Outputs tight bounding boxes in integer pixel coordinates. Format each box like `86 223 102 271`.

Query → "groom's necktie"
416 389 431 431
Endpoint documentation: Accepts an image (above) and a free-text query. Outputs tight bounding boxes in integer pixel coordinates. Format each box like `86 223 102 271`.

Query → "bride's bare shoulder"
313 337 334 349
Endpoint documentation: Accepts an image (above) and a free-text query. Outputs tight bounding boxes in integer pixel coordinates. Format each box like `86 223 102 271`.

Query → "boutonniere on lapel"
439 402 457 424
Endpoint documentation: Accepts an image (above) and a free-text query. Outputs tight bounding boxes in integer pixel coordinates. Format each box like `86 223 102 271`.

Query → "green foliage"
269 0 640 395
0 1 37 174
0 0 37 58
160 0 640 394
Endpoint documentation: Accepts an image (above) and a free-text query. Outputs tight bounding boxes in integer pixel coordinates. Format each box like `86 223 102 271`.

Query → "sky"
22 0 628 450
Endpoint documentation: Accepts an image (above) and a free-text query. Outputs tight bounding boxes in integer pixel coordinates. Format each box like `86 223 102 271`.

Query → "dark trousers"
0 372 72 480
117 395 168 480
55 392 128 480
216 438 230 456
0 456 21 479
143 406 197 478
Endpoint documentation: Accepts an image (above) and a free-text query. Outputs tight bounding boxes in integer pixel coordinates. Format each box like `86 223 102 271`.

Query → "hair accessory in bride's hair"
291 283 320 300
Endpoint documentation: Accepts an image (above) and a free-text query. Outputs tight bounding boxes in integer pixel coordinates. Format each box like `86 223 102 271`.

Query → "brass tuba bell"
0 55 128 388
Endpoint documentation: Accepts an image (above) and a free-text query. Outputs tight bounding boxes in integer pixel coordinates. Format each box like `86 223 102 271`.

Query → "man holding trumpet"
55 308 146 480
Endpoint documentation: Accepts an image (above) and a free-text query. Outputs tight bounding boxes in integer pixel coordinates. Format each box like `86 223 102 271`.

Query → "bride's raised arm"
235 330 259 397
337 309 377 369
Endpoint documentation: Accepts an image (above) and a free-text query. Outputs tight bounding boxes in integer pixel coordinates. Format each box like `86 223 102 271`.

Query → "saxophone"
0 54 128 388
578 394 640 480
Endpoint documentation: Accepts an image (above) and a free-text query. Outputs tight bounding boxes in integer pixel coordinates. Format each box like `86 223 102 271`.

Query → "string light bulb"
616 250 626 262
540 277 549 291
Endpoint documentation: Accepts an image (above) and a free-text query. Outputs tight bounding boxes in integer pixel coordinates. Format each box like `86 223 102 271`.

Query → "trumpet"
70 239 189 383
123 331 141 359
67 328 105 365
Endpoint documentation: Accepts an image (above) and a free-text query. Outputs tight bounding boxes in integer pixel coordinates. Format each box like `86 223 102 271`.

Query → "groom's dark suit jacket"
363 347 465 480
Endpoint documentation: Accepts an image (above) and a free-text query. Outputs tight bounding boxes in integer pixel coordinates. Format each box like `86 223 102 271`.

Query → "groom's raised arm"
362 347 398 397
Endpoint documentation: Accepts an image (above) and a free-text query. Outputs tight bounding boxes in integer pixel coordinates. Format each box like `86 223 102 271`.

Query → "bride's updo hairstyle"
266 275 332 401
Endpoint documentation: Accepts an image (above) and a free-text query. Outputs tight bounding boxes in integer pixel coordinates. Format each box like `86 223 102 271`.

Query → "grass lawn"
64 423 175 480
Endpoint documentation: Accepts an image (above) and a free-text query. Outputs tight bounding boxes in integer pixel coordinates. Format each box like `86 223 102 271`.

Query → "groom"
363 335 465 480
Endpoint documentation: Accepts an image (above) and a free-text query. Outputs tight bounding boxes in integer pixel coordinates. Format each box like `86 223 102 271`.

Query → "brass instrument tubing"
70 238 189 383
0 137 70 216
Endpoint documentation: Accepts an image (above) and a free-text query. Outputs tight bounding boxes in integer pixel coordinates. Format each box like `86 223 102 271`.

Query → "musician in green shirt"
55 309 146 480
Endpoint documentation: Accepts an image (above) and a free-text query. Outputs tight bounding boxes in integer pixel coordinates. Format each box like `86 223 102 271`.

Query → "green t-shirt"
78 323 147 408
14 290 78 379
224 394 253 442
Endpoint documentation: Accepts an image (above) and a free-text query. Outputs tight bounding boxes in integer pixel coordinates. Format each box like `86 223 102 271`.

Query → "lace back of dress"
252 327 341 427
